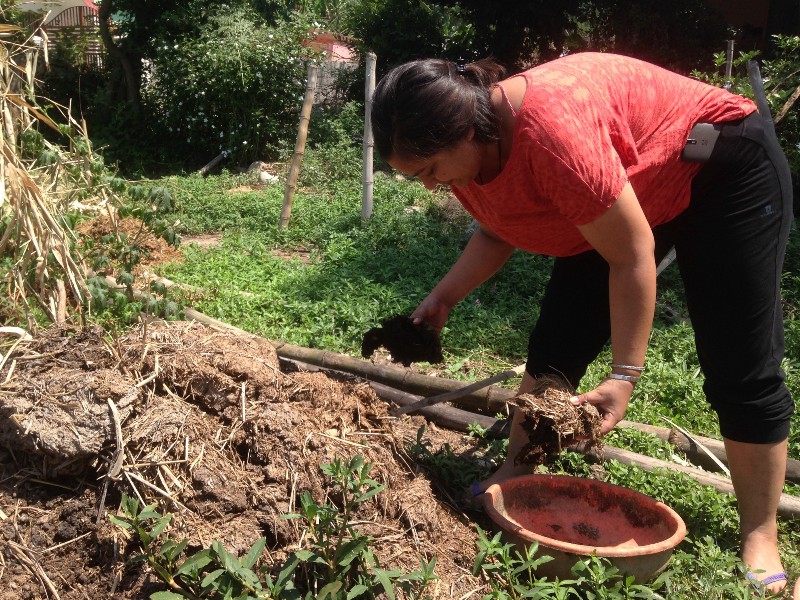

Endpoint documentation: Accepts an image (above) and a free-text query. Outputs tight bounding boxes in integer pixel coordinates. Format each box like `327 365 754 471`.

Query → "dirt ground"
0 321 501 599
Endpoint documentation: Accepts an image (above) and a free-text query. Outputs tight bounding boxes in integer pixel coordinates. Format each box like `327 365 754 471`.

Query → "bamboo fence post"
724 39 734 89
279 63 318 230
361 52 376 221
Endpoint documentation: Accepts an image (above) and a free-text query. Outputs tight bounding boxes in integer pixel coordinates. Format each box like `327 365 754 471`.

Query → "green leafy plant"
473 525 667 599
284 455 436 598
110 455 437 599
692 35 800 182
473 527 569 599
80 184 182 327
107 495 256 599
407 425 505 493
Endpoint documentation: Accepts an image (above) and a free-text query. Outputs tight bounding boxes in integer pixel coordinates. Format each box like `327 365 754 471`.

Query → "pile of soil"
77 215 183 277
0 321 605 599
0 322 490 599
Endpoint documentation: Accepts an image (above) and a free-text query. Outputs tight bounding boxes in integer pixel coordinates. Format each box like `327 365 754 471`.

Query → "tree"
344 0 730 74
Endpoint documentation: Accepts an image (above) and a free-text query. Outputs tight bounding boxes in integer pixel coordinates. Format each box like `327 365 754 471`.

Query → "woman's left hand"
573 378 634 435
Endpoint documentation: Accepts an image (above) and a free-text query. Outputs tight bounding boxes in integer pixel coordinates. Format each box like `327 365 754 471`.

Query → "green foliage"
662 537 763 599
763 35 800 179
472 526 663 599
406 425 505 492
342 0 475 66
0 0 24 26
79 184 182 328
692 35 800 179
142 7 317 167
284 455 437 598
111 494 271 598
342 0 729 73
110 456 436 599
307 101 365 152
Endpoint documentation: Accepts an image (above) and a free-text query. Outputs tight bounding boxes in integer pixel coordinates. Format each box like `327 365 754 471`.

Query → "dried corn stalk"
0 24 117 327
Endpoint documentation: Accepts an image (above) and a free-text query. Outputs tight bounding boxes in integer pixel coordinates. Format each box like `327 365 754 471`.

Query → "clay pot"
482 474 686 582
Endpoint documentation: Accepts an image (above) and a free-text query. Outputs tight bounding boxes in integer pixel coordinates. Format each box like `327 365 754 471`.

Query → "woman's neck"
477 140 503 185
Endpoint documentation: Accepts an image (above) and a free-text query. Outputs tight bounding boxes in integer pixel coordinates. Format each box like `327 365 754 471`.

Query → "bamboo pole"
281 356 800 519
273 340 516 412
361 52 376 221
279 63 318 230
102 274 800 486
198 151 228 176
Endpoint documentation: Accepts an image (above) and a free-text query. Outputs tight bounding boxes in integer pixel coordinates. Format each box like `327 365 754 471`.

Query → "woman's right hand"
411 294 452 332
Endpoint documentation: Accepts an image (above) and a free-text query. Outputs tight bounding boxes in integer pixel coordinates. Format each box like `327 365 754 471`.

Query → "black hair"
371 58 507 161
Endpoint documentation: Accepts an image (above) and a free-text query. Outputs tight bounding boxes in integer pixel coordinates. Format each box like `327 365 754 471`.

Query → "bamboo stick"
281 356 800 519
279 63 318 230
111 280 800 486
599 445 800 519
361 52 376 221
198 151 228 176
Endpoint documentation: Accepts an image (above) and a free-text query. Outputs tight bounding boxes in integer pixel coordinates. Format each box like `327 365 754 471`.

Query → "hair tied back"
455 58 467 75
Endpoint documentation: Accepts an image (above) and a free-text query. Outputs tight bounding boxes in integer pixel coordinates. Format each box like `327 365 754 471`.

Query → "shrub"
142 6 319 168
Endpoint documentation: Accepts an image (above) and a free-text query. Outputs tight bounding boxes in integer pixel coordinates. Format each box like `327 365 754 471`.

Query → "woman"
371 52 796 595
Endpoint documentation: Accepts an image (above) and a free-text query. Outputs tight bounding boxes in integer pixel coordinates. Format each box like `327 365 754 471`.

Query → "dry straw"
0 22 123 328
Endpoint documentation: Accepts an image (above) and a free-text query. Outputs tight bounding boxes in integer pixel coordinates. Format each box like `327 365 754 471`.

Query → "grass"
146 144 800 596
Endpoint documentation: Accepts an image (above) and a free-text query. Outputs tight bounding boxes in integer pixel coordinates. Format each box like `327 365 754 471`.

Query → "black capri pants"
526 111 795 444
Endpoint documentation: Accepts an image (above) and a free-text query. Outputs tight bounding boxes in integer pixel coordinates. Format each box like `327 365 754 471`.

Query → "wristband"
607 372 640 384
611 364 645 372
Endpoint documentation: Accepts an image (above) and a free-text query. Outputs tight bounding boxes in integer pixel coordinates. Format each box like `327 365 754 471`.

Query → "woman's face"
387 131 484 190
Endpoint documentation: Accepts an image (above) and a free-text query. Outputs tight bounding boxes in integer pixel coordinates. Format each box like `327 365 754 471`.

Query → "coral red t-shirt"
452 52 757 257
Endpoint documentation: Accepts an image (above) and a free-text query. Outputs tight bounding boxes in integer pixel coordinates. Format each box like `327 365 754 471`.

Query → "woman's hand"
411 294 452 331
573 378 634 435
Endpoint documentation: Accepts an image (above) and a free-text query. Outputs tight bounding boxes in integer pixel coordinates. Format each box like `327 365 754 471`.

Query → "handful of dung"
361 315 443 367
513 376 603 466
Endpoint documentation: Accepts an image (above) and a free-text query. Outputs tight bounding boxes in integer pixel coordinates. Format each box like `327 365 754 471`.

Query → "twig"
126 470 188 511
106 399 124 480
240 381 246 422
6 540 61 599
123 471 145 507
305 431 368 449
659 416 730 476
134 353 159 388
0 326 31 372
42 532 91 554
774 82 800 124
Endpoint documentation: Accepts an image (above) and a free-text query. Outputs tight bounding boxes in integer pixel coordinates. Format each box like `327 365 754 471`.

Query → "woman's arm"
412 225 515 330
576 182 656 434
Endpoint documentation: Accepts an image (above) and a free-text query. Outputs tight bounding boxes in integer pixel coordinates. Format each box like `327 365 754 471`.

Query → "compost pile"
0 321 487 599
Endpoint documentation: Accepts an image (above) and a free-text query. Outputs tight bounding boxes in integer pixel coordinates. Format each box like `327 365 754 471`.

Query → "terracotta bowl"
482 474 687 582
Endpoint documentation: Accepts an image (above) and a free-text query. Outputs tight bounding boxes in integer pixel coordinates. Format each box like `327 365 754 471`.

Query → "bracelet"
607 373 640 383
611 364 645 372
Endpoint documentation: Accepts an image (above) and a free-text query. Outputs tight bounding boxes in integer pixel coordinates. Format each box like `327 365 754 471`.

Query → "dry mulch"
514 378 603 467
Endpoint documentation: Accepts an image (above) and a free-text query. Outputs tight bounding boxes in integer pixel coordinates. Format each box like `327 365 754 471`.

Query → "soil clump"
513 377 603 467
361 315 443 367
